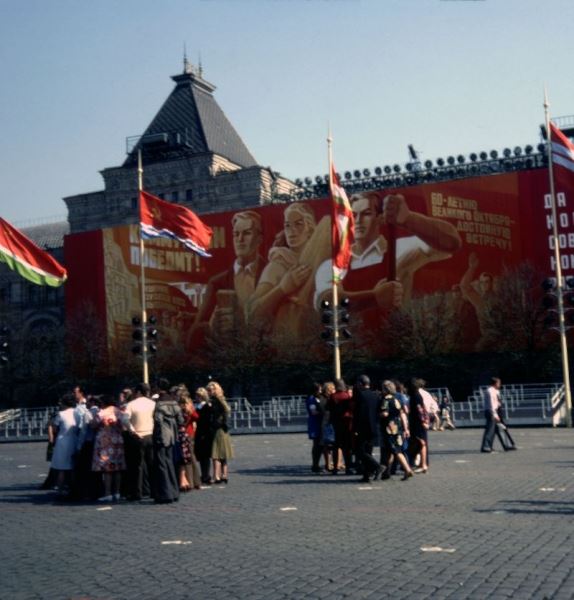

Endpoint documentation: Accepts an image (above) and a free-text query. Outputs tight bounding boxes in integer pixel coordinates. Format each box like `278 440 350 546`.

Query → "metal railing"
0 397 311 441
3 383 568 441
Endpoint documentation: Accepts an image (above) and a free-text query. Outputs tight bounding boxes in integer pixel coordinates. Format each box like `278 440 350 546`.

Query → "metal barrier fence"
0 398 310 441
1 384 567 441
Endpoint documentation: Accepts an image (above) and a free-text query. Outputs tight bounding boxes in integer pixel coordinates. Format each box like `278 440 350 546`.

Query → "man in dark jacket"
353 375 383 482
152 378 184 504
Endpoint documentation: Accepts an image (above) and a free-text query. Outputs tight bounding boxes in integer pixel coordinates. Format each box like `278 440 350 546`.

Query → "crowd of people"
42 378 234 504
42 371 513 500
306 375 455 482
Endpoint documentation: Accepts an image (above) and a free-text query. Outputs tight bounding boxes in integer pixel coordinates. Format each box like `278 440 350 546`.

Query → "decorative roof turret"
124 59 257 168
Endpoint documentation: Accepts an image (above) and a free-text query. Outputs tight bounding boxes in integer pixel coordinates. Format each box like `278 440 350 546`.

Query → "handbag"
46 442 54 462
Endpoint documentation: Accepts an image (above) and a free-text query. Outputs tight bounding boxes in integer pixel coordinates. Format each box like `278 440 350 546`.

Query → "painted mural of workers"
248 202 331 345
314 192 462 331
188 210 266 345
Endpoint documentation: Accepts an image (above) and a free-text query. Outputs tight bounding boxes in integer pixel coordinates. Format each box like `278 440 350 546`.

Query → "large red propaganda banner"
64 166 574 373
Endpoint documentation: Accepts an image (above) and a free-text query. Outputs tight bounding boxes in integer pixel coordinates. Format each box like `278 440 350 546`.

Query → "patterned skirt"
92 424 126 472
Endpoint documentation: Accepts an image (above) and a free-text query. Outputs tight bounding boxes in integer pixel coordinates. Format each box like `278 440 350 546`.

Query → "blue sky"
1 0 573 225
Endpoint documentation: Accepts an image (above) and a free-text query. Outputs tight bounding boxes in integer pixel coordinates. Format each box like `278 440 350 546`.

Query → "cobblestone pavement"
1 428 574 600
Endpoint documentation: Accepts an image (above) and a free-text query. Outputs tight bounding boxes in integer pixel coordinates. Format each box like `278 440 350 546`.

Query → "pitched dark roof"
124 67 257 168
22 221 69 250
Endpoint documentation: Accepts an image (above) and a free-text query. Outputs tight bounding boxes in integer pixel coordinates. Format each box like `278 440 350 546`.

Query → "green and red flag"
0 217 67 287
329 160 354 280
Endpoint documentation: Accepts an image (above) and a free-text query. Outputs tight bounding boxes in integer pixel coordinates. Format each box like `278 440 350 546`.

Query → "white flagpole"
327 128 341 380
544 90 572 427
138 149 150 385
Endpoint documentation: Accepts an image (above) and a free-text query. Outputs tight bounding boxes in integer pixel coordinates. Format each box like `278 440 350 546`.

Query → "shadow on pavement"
236 465 362 484
432 449 480 455
476 499 574 516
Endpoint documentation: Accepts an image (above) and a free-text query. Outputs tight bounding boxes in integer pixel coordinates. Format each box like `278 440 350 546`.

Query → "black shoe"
505 446 517 451
360 475 370 483
481 449 493 453
381 470 391 480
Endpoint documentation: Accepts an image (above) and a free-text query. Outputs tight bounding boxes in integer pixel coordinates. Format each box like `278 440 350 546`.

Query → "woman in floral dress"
380 380 414 481
92 394 126 502
174 384 201 491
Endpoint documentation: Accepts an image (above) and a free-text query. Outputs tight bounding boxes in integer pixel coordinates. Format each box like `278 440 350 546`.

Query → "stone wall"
64 152 297 234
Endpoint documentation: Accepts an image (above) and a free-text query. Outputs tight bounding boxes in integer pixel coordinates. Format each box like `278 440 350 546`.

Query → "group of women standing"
306 376 431 479
46 379 234 503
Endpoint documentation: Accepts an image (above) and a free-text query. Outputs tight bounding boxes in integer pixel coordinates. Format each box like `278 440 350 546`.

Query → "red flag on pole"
139 191 213 257
329 162 354 281
0 217 67 286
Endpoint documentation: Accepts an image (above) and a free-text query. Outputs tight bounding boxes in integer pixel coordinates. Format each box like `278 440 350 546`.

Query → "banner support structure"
327 130 342 380
544 91 572 427
138 149 150 385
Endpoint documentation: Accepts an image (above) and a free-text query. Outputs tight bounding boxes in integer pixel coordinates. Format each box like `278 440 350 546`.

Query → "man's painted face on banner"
233 217 261 262
351 195 379 244
479 273 493 294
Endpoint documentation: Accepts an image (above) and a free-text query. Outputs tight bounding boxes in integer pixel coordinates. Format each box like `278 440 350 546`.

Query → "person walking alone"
481 377 516 453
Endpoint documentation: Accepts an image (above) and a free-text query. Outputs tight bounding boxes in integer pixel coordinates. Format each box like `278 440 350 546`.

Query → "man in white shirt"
481 377 515 452
123 382 156 500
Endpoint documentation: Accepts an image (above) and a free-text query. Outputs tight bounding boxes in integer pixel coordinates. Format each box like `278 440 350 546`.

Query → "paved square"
1 428 574 599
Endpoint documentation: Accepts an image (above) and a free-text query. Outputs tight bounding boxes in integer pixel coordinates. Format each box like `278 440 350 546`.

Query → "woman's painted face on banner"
284 211 311 250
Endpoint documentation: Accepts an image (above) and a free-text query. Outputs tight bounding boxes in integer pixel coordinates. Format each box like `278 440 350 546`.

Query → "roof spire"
198 51 203 78
183 43 194 75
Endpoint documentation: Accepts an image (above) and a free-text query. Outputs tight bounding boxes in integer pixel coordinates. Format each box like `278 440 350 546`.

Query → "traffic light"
319 298 351 342
147 315 158 354
0 326 10 366
132 316 143 354
320 300 333 340
131 315 159 355
338 297 352 339
541 278 574 332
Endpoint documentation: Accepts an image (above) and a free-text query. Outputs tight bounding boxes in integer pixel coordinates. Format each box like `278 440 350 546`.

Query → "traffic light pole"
545 94 572 427
332 279 341 380
138 150 150 385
